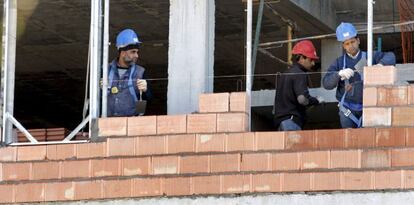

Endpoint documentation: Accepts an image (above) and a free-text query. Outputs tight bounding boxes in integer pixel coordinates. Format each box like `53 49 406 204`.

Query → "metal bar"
9 140 88 146
89 0 100 134
63 115 90 142
7 113 37 143
246 0 252 131
377 37 382 52
101 0 110 117
2 0 17 144
252 0 264 76
367 0 374 66
287 25 293 65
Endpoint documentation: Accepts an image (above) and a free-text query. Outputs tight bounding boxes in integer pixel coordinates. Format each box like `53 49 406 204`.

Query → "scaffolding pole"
101 0 110 117
246 0 252 131
367 0 374 66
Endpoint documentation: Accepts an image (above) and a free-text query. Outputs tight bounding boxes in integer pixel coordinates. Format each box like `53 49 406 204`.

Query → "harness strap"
339 91 362 127
108 64 138 103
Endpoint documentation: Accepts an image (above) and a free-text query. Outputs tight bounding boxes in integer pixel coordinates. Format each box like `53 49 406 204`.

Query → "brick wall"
1 88 414 203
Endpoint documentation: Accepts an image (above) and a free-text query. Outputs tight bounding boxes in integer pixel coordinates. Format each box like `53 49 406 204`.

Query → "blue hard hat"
116 29 142 49
336 22 357 42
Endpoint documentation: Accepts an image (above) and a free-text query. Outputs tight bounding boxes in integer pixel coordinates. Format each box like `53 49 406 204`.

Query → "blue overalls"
107 60 145 117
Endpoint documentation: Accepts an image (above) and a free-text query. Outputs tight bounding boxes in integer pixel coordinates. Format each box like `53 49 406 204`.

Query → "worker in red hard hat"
273 40 323 131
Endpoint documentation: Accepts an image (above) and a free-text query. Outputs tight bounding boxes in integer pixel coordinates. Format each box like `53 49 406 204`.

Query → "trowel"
136 90 147 116
354 56 367 79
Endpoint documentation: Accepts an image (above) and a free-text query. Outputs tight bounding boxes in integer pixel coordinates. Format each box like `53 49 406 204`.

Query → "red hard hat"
292 40 319 60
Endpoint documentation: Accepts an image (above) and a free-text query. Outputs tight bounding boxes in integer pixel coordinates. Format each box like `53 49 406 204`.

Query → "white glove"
316 96 324 103
137 79 147 92
338 68 355 80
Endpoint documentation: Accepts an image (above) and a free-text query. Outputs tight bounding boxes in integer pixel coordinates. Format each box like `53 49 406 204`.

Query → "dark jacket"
274 63 319 128
323 51 395 105
107 60 152 117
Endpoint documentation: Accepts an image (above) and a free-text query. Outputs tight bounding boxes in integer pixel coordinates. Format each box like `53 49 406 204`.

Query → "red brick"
377 86 408 106
0 184 14 203
196 133 225 152
187 114 217 134
241 153 270 171
47 144 76 160
45 182 75 201
76 143 106 159
391 148 414 167
255 132 284 151
301 151 329 169
180 155 209 174
136 136 166 155
315 129 345 149
227 133 255 151
152 156 179 175
167 134 195 153
374 170 403 189
32 162 60 180
408 84 414 104
121 157 150 176
393 107 414 126
17 146 47 161
61 160 90 178
342 171 373 190
193 175 221 194
252 173 281 192
363 87 377 106
272 152 300 171
330 150 360 169
222 174 251 194
0 147 17 161
361 150 390 168
363 107 392 127
376 127 406 147
312 172 341 191
405 170 414 188
103 179 132 198
107 137 135 156
282 173 311 192
133 178 162 197
346 128 376 148
157 115 187 134
199 93 229 113
91 159 120 177
98 117 127 136
217 113 248 132
15 183 44 203
230 92 248 113
364 66 396 86
285 130 315 150
3 163 30 180
164 177 192 196
127 116 157 136
75 181 102 200
210 154 240 173
407 128 414 146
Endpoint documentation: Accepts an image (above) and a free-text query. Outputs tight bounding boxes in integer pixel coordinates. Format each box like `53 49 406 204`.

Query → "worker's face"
342 37 360 56
121 48 139 64
300 56 316 70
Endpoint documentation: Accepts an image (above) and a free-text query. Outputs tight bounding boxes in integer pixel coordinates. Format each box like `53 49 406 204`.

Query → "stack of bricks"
17 128 69 142
2 91 414 203
363 65 414 127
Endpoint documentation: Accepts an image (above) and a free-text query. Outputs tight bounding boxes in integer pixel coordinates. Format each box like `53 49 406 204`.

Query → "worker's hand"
338 68 354 80
316 96 325 103
137 79 147 92
375 63 383 66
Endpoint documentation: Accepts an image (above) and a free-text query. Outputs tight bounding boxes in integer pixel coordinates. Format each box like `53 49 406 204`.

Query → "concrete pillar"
321 38 342 85
167 0 215 114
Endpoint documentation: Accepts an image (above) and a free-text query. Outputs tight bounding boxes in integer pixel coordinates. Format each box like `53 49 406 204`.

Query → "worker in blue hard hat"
107 28 152 117
322 22 396 128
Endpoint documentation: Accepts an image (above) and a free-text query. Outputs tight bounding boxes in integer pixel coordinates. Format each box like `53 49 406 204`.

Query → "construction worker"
323 22 395 128
274 40 322 131
107 28 151 117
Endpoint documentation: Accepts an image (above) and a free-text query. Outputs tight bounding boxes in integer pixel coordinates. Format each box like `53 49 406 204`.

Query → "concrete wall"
167 0 215 115
290 0 337 30
64 191 414 205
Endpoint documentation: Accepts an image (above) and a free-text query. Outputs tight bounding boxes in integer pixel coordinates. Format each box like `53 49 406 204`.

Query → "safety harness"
338 52 366 128
108 64 138 103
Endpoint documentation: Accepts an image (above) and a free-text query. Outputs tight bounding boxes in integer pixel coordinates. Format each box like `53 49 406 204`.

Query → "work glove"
338 68 354 80
316 96 325 103
137 79 147 92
